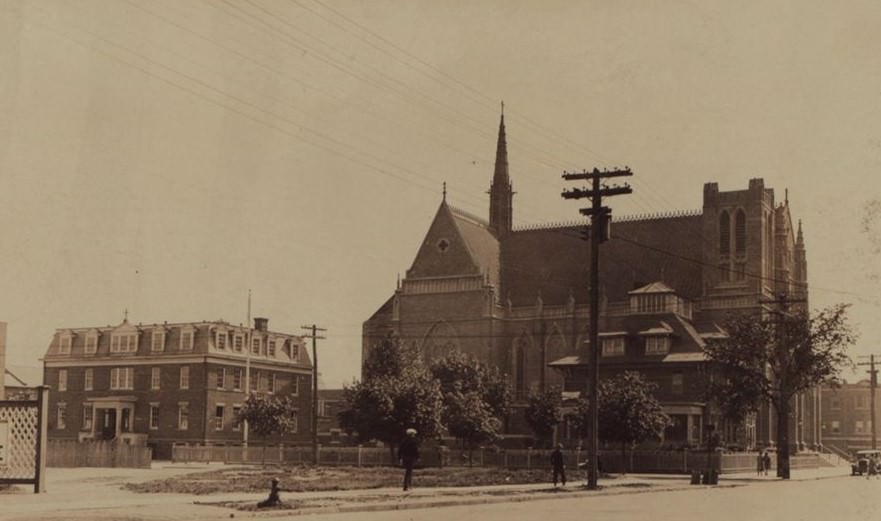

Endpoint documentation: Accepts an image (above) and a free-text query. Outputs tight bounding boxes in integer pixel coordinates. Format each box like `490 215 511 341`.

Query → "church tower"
489 106 513 237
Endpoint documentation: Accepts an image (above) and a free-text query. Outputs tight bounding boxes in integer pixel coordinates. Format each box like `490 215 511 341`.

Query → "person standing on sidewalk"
550 444 566 487
762 451 771 476
398 428 420 491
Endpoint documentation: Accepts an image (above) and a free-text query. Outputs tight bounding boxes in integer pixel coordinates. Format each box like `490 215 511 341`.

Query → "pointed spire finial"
124 308 129 323
501 100 504 118
785 188 789 205
443 181 447 202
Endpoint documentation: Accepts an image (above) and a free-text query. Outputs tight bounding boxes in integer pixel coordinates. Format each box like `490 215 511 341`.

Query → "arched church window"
735 209 746 255
719 211 730 256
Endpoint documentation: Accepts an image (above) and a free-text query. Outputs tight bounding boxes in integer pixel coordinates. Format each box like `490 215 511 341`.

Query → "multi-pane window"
151 331 165 352
601 337 625 357
291 375 299 396
82 406 93 431
645 336 670 355
216 333 227 350
259 372 268 392
84 368 93 391
233 368 242 390
856 420 866 434
216 367 226 389
250 371 259 392
58 335 72 355
151 367 161 390
180 330 194 351
215 405 225 431
233 335 244 352
734 209 746 255
251 337 261 355
58 369 68 391
56 403 67 429
178 403 189 430
232 405 242 431
149 403 160 430
290 342 300 362
179 366 190 389
110 367 134 390
111 334 138 353
268 340 277 357
289 415 298 434
268 373 277 393
84 334 98 354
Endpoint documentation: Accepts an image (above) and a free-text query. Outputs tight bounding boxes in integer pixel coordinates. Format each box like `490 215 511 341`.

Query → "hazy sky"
1 0 879 387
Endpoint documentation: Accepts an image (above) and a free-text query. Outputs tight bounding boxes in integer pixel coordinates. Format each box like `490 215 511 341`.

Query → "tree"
338 333 444 459
597 371 670 473
524 388 563 448
704 302 856 479
429 351 512 460
235 393 300 465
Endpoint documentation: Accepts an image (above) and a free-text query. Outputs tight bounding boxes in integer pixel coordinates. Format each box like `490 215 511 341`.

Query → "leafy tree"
429 351 512 460
569 372 670 473
443 388 502 464
704 302 856 479
597 371 670 473
339 333 444 460
524 388 563 448
235 393 300 465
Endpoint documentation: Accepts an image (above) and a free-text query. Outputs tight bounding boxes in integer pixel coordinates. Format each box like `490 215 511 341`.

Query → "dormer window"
216 333 227 350
601 334 626 357
151 330 166 353
84 333 98 354
268 339 276 357
290 340 301 362
111 333 138 353
233 334 244 352
645 336 670 355
251 337 261 355
58 334 73 355
179 325 196 351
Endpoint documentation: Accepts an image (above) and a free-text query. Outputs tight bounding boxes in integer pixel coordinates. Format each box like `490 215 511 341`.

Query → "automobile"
850 449 881 476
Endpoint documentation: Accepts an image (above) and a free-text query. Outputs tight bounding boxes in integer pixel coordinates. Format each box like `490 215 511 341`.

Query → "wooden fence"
48 439 152 469
170 443 822 474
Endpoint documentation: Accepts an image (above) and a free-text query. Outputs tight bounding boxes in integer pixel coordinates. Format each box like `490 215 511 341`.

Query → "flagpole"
243 289 251 450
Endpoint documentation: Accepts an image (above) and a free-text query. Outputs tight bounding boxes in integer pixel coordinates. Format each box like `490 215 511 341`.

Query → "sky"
1 0 879 388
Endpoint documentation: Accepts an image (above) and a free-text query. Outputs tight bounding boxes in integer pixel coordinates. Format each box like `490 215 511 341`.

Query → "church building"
363 111 815 450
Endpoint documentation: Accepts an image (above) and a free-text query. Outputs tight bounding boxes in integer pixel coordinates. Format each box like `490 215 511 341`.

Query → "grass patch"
124 465 553 495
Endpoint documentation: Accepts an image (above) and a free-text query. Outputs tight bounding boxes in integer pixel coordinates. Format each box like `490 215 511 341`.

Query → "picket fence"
48 439 152 468
170 443 821 474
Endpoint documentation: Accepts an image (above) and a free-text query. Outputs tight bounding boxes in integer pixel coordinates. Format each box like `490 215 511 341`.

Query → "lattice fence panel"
0 403 38 479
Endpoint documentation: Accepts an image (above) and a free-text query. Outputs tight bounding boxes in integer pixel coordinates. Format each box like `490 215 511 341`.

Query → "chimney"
254 317 269 332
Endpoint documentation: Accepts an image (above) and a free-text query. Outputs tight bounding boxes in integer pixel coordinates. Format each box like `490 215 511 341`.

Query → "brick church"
363 112 815 450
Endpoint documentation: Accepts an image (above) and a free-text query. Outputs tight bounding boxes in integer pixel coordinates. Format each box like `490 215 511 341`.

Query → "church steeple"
489 103 513 236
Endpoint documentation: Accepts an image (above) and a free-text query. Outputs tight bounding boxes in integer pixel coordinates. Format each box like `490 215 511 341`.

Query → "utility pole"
759 292 806 479
301 324 326 465
562 167 632 490
857 354 879 450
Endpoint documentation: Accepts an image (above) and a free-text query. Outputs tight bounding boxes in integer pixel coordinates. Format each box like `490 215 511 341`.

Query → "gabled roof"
629 281 677 295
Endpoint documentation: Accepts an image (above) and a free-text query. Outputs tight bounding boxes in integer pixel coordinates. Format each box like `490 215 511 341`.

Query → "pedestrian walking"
550 443 566 487
762 450 771 476
398 427 420 491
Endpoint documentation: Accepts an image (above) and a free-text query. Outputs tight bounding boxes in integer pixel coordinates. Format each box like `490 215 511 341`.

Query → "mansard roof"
500 211 704 307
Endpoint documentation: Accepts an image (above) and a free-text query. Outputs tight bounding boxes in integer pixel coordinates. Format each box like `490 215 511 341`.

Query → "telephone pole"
759 292 806 479
857 354 879 450
561 167 632 490
301 324 326 465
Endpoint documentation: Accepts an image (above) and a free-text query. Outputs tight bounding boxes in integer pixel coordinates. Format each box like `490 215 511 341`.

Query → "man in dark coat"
398 428 420 491
550 443 566 487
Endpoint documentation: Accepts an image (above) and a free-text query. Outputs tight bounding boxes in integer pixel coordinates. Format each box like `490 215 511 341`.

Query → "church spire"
489 102 513 236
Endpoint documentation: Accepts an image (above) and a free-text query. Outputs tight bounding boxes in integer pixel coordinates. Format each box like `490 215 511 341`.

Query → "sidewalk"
1 463 852 521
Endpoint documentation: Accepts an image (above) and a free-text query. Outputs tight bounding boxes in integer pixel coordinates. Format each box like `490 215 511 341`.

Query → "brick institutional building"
43 316 311 459
820 380 881 455
364 112 816 450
